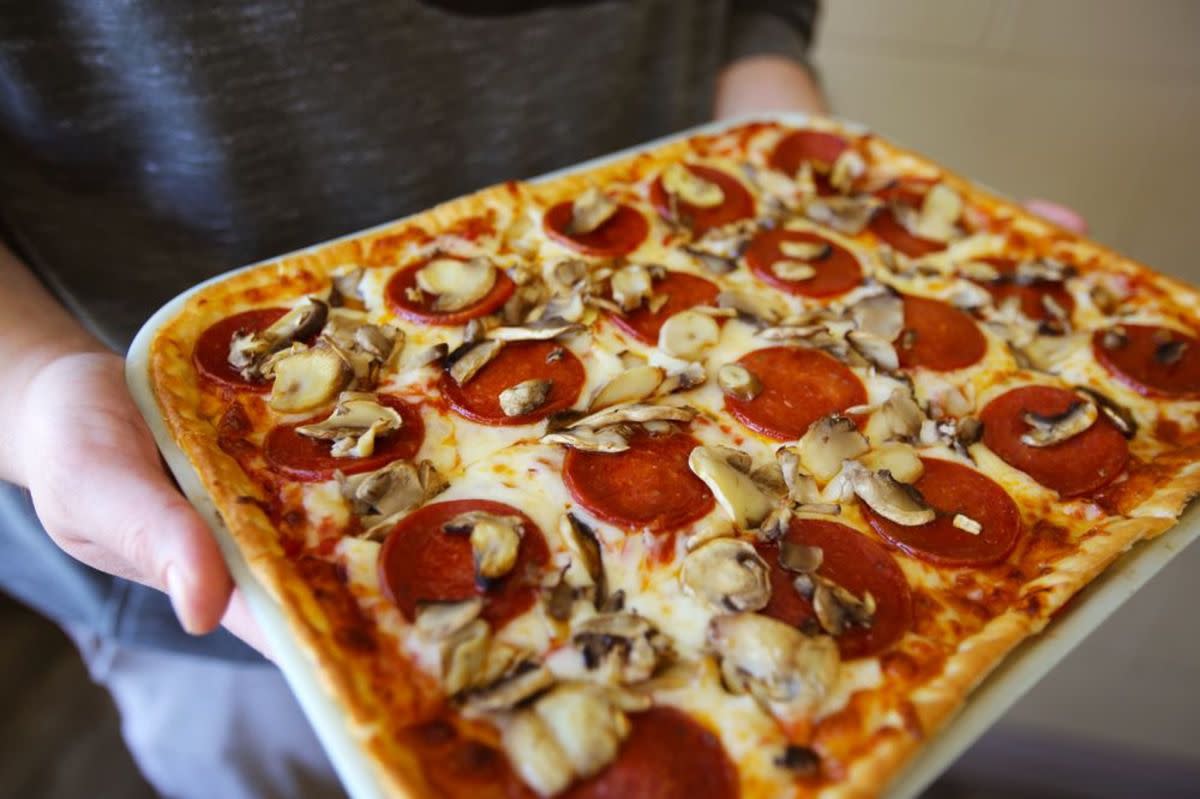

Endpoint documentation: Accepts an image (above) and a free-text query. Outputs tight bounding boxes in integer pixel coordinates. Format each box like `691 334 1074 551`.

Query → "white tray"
125 112 1200 799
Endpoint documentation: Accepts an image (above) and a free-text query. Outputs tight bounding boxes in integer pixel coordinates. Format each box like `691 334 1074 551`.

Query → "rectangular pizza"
144 117 1200 798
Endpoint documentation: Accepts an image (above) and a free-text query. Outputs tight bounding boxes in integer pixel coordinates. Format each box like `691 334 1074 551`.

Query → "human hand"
16 351 270 654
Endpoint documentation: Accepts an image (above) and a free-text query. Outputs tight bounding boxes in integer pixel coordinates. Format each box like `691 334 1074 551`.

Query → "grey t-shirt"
0 0 814 658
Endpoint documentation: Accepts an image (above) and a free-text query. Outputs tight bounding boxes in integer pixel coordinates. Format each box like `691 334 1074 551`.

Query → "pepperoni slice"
563 428 713 533
896 295 987 372
543 201 649 257
980 384 1129 496
1092 324 1200 398
745 229 864 298
863 457 1023 567
378 499 549 628
974 257 1075 323
725 347 867 441
440 340 586 425
263 395 425 482
769 130 851 195
563 707 737 799
193 308 288 392
648 164 754 235
755 519 911 659
385 258 516 326
607 271 719 344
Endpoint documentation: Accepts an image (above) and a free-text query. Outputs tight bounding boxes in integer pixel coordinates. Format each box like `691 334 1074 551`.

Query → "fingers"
222 589 275 661
1024 198 1088 235
23 353 234 634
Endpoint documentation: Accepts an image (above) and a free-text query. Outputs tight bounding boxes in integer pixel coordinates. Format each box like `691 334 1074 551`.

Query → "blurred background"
3 1 1198 797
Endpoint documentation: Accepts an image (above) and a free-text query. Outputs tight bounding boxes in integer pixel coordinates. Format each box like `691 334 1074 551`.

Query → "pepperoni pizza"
147 119 1200 798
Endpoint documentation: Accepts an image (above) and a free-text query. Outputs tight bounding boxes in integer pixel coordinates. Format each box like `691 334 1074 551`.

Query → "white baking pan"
125 112 1200 799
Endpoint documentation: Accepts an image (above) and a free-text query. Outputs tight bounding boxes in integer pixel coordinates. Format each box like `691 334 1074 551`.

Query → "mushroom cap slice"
533 684 631 781
1020 399 1098 447
658 309 721 362
542 427 630 453
499 379 554 417
610 264 653 312
502 710 574 797
572 612 667 684
688 446 775 530
662 162 725 208
268 346 352 413
589 365 665 410
572 401 696 431
771 260 817 282
568 186 619 235
489 318 584 342
718 363 762 401
906 183 963 242
849 462 936 526
447 338 504 386
296 393 403 458
708 612 840 708
797 415 870 483
443 511 526 586
415 597 484 639
416 257 498 312
461 662 556 715
681 537 772 612
804 195 881 235
849 291 904 342
846 330 900 372
778 240 832 261
229 296 329 374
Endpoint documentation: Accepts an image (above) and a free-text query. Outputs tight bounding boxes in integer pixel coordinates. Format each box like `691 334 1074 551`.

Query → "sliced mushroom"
779 540 823 574
778 240 832 261
502 709 574 797
489 318 584 342
568 187 619 235
461 662 556 715
717 363 762 401
776 447 822 504
662 163 724 208
681 538 772 612
268 346 353 413
447 338 504 386
708 612 839 709
688 446 775 530
441 618 491 696
296 393 403 458
960 260 1002 282
865 386 926 444
533 684 631 781
444 511 525 587
415 597 484 640
716 289 786 326
329 265 366 305
804 195 881 235
1015 258 1073 285
416 257 497 312
906 183 963 243
541 426 630 453
657 362 709 395
750 461 788 497
559 513 606 603
771 260 816 282
499 379 554 418
846 330 900 372
849 463 936 526
346 459 445 529
571 402 696 431
797 415 870 483
609 264 653 312
572 612 668 684
589 365 665 410
1074 386 1137 439
658 309 720 361
862 442 924 484
812 581 875 636
849 291 904 342
229 296 329 377
1020 399 1098 447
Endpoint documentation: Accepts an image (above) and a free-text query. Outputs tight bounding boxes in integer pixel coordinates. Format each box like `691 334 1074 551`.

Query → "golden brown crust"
144 116 1200 799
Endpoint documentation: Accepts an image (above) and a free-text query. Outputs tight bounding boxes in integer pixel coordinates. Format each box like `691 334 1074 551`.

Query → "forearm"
0 243 107 484
714 55 828 119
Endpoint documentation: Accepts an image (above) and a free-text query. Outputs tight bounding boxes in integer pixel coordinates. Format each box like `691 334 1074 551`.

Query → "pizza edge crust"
142 119 1200 799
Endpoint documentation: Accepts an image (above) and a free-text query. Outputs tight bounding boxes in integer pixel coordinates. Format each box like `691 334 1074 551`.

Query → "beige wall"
812 0 1200 764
